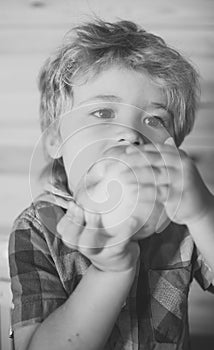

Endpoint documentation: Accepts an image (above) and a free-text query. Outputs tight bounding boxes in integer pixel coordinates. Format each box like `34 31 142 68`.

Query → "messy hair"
38 19 200 186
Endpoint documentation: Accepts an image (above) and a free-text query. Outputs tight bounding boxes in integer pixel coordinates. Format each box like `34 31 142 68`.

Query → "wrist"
92 260 139 274
90 262 138 282
187 196 214 231
91 241 140 273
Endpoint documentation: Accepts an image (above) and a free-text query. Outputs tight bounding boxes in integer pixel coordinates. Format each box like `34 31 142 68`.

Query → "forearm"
187 197 214 272
27 264 137 350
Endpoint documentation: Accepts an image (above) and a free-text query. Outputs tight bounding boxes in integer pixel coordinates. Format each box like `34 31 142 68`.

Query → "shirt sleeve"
8 206 68 332
193 247 214 293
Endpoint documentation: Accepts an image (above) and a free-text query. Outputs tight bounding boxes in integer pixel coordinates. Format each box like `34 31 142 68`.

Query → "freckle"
76 332 80 337
68 338 72 342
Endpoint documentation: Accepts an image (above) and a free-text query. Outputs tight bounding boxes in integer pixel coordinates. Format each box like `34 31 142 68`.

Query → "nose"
114 112 148 146
118 137 141 146
116 129 144 146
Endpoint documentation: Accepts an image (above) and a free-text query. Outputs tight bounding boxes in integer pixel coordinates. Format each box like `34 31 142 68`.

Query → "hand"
74 144 167 238
56 198 140 272
123 142 213 226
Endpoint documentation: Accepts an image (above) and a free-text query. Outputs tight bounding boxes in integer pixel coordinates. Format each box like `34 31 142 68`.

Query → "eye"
143 116 166 128
90 109 116 119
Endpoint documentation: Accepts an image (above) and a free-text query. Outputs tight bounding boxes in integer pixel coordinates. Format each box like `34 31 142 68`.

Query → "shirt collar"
35 182 74 210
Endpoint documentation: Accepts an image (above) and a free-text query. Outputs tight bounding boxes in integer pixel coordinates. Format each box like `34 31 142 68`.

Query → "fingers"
157 184 170 203
57 201 85 247
134 182 170 205
121 143 183 170
100 143 184 189
124 149 180 169
97 216 139 251
102 141 183 171
102 161 180 206
57 201 107 250
77 211 105 251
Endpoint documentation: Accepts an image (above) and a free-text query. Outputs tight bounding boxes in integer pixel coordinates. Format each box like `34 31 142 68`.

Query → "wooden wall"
0 0 214 348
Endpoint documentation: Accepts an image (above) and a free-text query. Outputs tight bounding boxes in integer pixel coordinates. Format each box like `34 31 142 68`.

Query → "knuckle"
85 211 100 228
56 219 64 234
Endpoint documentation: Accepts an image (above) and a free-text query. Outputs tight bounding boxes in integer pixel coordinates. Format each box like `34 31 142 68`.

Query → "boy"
9 19 214 350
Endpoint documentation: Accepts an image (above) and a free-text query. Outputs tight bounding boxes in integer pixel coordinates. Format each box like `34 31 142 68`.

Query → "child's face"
55 66 174 193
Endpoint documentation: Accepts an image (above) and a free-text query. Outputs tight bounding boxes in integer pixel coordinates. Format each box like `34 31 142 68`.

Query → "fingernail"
164 137 176 146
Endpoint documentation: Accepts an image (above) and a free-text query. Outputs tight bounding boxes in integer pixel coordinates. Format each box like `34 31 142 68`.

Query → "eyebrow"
76 95 172 116
76 95 123 107
150 102 169 111
150 102 173 118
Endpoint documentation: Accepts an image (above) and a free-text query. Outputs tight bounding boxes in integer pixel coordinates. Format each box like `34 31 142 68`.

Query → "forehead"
72 65 166 109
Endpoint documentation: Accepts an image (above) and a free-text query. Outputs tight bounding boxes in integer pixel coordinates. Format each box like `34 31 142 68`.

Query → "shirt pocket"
148 265 191 344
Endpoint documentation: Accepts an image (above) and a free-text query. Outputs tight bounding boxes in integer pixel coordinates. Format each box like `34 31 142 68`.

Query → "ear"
45 133 62 159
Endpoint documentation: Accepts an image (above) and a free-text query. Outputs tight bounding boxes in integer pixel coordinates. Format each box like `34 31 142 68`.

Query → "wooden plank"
0 93 39 126
201 81 214 105
195 109 214 132
0 28 65 54
185 108 214 144
0 174 42 227
0 55 44 94
0 0 214 28
0 128 40 147
0 236 10 280
0 143 46 176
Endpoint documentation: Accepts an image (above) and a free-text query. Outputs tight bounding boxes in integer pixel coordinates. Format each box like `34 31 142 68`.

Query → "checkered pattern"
8 188 214 349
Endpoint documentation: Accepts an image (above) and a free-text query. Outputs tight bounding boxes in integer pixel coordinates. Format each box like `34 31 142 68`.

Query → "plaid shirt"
9 188 214 350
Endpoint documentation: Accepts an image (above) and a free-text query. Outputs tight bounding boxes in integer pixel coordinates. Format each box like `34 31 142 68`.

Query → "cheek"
141 126 171 144
61 135 107 193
